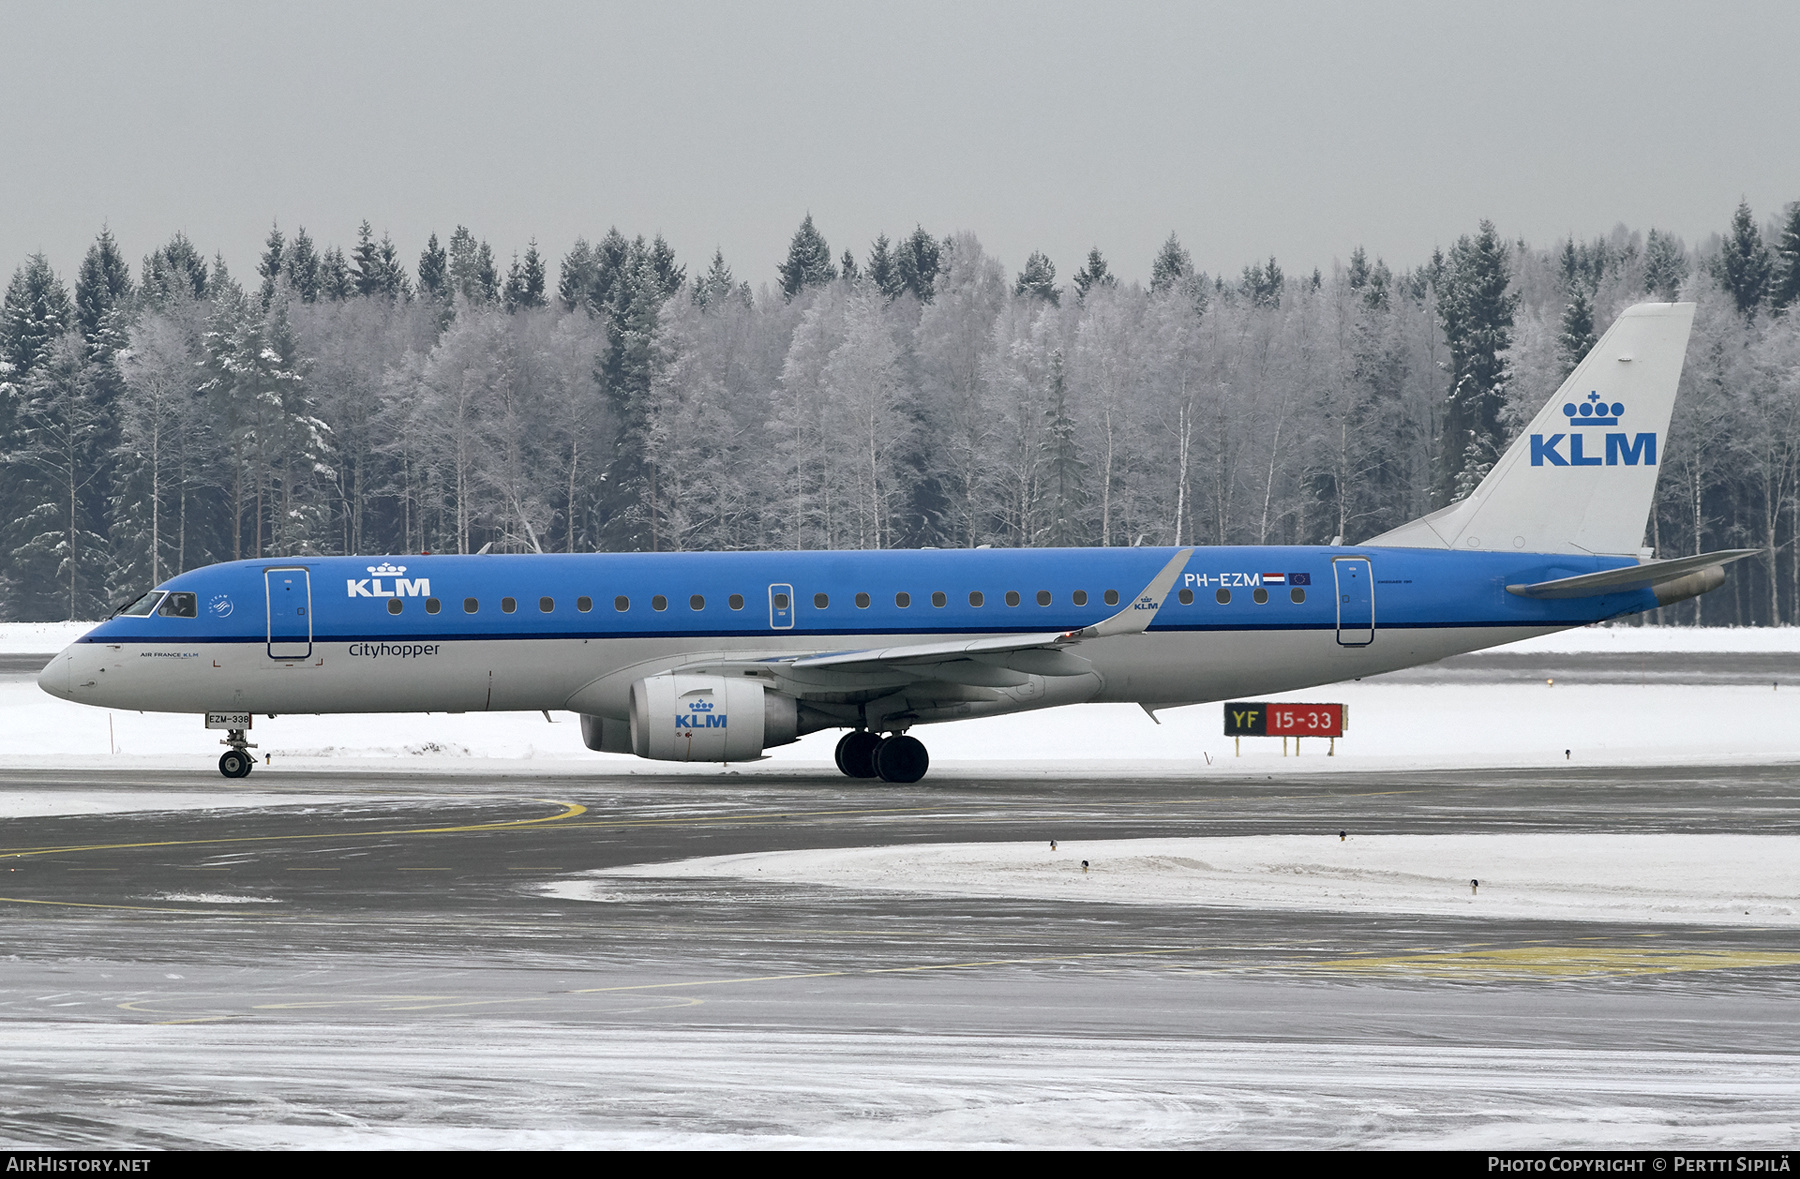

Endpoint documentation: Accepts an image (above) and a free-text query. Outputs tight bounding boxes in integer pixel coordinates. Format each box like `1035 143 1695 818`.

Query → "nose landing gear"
833 730 930 783
218 728 256 779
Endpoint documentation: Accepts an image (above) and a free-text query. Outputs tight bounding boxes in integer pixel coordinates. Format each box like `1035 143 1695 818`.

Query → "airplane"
37 301 1757 781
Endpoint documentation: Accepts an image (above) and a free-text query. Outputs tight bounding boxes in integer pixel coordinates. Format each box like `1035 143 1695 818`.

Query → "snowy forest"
3 203 1800 626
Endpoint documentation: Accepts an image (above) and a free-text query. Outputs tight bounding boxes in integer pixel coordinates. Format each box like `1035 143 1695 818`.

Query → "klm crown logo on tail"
1530 391 1656 468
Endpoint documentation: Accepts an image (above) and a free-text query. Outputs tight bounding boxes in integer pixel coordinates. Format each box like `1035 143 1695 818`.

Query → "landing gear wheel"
872 734 929 783
219 749 253 779
834 730 882 778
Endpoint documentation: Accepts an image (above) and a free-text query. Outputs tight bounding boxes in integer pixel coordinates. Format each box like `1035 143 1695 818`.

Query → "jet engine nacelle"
626 674 798 762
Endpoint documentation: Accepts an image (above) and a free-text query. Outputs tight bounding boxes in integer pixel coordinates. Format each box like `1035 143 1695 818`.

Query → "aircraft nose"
36 648 73 701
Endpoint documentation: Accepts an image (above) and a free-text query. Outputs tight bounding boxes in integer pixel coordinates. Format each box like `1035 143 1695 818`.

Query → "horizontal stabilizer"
1505 549 1759 599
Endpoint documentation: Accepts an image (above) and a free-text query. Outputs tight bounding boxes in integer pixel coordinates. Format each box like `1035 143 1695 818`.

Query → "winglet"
1062 548 1194 641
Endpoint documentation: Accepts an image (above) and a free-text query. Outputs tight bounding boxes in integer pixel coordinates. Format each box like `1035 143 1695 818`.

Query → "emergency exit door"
265 567 313 659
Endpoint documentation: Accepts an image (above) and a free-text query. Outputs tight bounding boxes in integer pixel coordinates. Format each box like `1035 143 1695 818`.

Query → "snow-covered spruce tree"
894 227 941 304
284 228 321 304
867 234 901 301
778 214 836 301
318 247 354 302
1557 282 1596 379
1 254 75 391
1435 220 1516 505
1015 252 1059 305
1150 233 1192 295
557 238 596 313
1643 229 1688 301
348 223 410 301
691 248 750 310
1240 256 1283 308
76 229 134 343
417 232 451 308
139 234 208 306
257 223 286 309
1770 202 1800 315
1072 248 1115 300
597 244 673 549
1715 200 1771 319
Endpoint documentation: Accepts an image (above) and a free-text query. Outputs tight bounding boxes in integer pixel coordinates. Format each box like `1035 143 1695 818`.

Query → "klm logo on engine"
347 562 430 598
675 697 726 729
1531 392 1656 468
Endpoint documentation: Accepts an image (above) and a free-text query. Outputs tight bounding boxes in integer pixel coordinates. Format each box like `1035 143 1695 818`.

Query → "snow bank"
3 676 1798 774
570 833 1800 926
4 622 1798 775
1494 624 1800 655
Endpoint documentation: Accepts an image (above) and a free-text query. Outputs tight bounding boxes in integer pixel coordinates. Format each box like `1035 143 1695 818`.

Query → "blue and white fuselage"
42 544 1665 721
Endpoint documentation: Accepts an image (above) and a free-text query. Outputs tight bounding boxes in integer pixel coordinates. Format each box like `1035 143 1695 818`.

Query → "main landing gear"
834 730 930 783
218 728 256 779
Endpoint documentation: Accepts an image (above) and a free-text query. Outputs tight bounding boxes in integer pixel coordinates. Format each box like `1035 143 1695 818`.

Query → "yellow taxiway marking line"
1306 946 1800 979
0 798 588 860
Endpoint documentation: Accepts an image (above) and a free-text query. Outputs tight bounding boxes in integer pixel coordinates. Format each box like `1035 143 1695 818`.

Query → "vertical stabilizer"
1365 302 1695 556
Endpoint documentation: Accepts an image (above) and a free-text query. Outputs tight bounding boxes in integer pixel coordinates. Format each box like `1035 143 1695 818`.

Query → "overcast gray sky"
4 0 1797 288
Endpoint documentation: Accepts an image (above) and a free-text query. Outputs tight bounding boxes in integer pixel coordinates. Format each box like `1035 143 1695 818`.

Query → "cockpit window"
115 591 164 617
157 592 198 618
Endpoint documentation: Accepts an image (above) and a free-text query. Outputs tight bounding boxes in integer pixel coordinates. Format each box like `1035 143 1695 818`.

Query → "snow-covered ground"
5 623 1799 786
7 1023 1794 1149
567 833 1800 927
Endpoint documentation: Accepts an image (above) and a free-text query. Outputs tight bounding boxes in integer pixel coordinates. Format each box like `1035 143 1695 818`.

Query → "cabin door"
265 567 314 659
1333 557 1374 647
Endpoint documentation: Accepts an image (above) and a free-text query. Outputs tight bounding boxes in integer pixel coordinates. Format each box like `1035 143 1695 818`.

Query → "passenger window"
157 592 197 618
1290 587 1306 604
1004 591 1020 607
855 592 871 609
1103 589 1120 606
813 592 829 609
1036 590 1051 606
1216 588 1232 604
729 594 745 610
387 599 403 615
614 596 630 612
968 591 984 607
464 598 479 613
773 592 789 610
652 595 668 611
1253 588 1269 605
118 591 164 617
1178 588 1193 605
502 597 517 613
690 595 705 610
1072 590 1088 606
931 591 947 608
539 597 555 612
577 596 592 612
426 597 441 614
895 592 911 608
